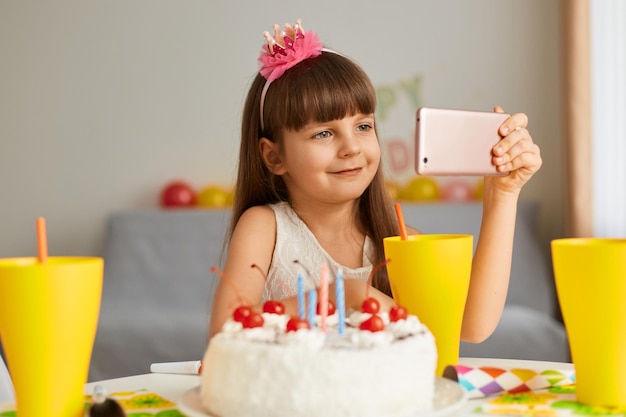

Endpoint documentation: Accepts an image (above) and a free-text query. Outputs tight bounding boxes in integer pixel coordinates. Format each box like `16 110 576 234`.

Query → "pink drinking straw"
394 203 408 240
36 217 48 264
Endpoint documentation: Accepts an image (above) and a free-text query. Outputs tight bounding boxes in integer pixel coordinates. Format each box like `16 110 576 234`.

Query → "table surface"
78 357 574 416
0 357 574 415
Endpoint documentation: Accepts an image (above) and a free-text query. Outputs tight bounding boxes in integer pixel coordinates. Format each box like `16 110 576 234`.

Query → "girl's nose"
339 133 361 157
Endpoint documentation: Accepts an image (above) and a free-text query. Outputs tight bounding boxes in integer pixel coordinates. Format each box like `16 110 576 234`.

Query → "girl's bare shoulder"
227 205 277 270
234 205 277 235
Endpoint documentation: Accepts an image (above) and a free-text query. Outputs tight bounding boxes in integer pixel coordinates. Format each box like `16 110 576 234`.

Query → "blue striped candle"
307 288 317 328
297 274 305 319
335 268 346 335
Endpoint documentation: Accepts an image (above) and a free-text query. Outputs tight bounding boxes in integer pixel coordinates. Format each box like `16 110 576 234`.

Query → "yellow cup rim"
0 257 103 268
552 238 626 246
384 234 473 242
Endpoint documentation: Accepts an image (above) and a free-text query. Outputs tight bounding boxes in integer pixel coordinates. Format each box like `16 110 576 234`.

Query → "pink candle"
319 263 329 332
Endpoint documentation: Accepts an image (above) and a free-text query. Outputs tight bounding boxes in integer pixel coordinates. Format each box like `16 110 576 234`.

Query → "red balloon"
160 181 197 208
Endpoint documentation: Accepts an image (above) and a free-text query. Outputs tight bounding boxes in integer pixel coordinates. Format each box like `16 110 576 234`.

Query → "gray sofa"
89 201 569 382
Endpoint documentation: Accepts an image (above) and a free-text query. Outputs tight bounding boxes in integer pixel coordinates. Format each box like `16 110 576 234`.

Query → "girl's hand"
487 106 542 196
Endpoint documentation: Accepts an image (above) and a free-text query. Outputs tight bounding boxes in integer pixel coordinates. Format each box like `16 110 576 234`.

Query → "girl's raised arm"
461 108 542 342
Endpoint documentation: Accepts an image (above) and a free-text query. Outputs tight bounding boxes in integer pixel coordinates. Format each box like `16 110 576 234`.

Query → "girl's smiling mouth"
332 167 363 175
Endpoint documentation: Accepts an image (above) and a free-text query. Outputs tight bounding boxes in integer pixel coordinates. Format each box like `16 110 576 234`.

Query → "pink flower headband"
257 19 325 131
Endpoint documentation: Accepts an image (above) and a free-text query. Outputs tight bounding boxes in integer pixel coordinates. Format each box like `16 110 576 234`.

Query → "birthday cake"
200 302 437 417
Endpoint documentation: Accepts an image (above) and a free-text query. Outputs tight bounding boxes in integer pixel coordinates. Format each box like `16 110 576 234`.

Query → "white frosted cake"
200 308 437 417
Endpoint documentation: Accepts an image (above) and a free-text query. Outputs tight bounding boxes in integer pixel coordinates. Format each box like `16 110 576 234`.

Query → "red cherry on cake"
316 299 336 315
242 312 264 329
361 297 380 314
359 314 385 332
389 305 408 322
233 305 253 323
286 316 311 332
263 300 286 315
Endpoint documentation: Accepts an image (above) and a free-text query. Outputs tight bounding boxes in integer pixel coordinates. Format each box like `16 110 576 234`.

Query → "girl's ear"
259 137 287 175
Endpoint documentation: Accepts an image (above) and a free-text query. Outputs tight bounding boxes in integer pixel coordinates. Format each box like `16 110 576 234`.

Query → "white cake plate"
179 377 469 417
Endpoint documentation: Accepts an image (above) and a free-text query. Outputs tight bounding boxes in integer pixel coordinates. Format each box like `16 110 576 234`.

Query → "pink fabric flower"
257 30 323 82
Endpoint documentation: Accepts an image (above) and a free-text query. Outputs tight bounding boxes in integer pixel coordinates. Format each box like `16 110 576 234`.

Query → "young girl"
208 20 542 341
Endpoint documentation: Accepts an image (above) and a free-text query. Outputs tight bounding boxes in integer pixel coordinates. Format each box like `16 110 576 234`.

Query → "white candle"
150 360 202 375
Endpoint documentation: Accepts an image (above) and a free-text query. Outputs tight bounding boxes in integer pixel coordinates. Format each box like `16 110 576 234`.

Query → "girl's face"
273 113 381 205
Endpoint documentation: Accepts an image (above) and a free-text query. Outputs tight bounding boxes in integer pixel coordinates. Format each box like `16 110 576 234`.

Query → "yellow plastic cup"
384 234 473 376
0 257 103 417
552 238 626 408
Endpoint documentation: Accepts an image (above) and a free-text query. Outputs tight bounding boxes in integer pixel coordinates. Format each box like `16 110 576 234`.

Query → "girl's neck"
290 199 361 234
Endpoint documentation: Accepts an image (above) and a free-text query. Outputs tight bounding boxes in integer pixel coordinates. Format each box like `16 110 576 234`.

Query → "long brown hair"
229 51 399 295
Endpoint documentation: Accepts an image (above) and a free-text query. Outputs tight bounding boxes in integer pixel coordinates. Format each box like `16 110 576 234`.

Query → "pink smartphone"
415 107 510 176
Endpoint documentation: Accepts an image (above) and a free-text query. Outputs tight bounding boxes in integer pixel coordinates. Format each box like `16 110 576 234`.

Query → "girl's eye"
356 124 373 132
313 131 332 140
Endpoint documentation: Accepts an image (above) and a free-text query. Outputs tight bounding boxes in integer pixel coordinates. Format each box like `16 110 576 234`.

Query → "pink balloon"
441 180 473 202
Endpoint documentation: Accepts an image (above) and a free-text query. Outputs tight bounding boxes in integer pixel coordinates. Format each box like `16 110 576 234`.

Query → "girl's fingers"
493 106 529 138
499 114 528 136
493 127 528 156
496 143 542 173
493 128 541 171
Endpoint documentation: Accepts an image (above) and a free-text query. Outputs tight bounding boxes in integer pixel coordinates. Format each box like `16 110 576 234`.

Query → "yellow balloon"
197 186 229 208
399 177 440 201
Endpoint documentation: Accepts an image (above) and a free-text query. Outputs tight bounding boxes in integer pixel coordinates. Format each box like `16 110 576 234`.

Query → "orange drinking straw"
394 203 408 240
36 217 48 264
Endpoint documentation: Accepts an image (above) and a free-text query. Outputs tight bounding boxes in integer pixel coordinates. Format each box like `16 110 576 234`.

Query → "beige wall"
0 0 563 258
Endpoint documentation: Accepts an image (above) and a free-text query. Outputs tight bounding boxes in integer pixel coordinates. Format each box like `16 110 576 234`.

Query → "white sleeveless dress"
263 202 374 301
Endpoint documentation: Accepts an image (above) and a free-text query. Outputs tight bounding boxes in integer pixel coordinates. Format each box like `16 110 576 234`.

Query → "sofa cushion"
460 305 570 362
90 209 228 381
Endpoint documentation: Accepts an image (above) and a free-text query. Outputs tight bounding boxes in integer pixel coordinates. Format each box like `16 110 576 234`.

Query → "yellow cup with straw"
384 205 472 376
0 218 103 417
